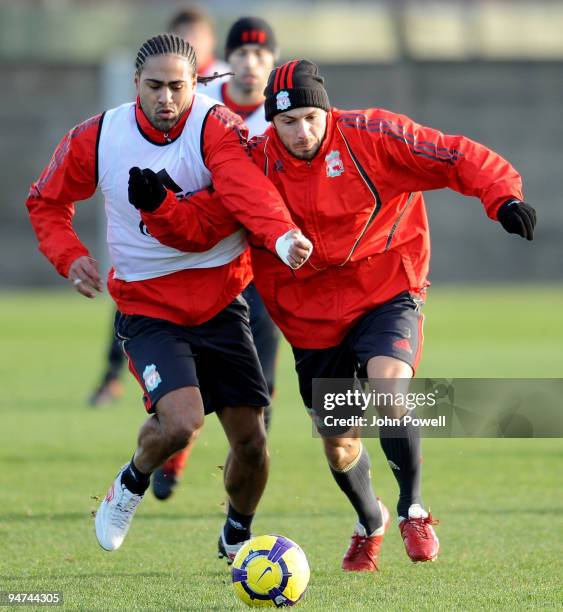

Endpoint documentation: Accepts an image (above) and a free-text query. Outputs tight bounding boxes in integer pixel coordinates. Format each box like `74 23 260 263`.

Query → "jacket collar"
221 83 262 120
268 109 335 167
135 96 192 145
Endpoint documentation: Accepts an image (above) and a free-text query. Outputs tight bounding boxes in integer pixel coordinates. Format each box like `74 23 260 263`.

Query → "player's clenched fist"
128 167 167 213
275 229 314 269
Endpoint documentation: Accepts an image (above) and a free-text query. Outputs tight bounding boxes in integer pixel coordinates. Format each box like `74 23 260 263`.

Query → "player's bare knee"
167 408 203 450
366 359 413 419
156 387 204 452
232 428 268 465
323 437 360 470
373 384 410 419
165 422 196 454
367 355 413 380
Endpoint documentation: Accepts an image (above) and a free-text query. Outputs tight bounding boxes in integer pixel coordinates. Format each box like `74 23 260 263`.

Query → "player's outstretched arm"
128 167 239 252
26 115 102 279
365 109 536 234
129 169 313 268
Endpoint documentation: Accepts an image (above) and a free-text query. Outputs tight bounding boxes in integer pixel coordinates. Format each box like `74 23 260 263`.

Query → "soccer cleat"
399 504 440 562
95 466 144 551
88 379 124 407
152 468 178 501
342 500 390 572
152 448 191 501
218 528 248 565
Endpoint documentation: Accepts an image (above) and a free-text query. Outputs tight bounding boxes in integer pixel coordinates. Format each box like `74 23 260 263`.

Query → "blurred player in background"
152 16 281 501
88 5 231 407
203 17 278 137
26 34 312 559
168 6 231 78
140 59 536 572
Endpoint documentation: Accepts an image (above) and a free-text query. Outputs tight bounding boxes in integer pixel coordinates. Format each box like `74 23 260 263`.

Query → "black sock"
120 457 151 495
224 503 254 545
329 444 383 535
379 416 423 518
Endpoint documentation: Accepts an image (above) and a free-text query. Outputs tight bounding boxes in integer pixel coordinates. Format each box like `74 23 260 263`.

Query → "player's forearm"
140 189 240 252
25 117 100 277
375 112 524 216
429 133 524 219
211 160 297 252
26 196 90 277
454 139 523 220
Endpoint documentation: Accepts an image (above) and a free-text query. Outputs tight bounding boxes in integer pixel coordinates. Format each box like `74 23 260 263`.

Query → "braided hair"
135 33 231 84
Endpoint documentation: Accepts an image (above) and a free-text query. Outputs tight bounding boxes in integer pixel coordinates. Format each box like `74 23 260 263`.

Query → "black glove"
497 199 536 241
128 167 167 212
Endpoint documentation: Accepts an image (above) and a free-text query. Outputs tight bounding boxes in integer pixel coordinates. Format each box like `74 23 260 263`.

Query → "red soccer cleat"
399 504 440 562
342 500 390 572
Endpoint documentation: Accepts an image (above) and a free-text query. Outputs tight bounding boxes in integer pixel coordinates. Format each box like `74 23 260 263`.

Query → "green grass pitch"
1 286 562 610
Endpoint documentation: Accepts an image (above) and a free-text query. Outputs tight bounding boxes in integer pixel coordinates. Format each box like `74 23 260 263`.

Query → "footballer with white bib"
26 34 312 560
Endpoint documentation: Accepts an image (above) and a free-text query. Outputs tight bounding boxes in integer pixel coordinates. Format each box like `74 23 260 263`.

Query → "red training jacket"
140 107 524 346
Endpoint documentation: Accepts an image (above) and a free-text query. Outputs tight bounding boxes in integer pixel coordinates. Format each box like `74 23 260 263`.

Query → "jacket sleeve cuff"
264 224 298 253
487 196 522 221
60 246 91 278
140 189 178 220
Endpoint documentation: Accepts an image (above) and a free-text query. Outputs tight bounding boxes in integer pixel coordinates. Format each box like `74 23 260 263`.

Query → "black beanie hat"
225 17 277 59
264 59 330 121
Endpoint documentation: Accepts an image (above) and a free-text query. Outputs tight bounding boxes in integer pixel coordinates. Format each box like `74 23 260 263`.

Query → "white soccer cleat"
95 465 144 551
217 528 248 564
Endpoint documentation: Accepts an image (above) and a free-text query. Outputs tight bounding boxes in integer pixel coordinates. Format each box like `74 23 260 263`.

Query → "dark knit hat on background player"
264 59 331 121
225 16 278 59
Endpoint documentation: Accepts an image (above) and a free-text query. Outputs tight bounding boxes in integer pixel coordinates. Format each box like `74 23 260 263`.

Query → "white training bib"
97 94 247 281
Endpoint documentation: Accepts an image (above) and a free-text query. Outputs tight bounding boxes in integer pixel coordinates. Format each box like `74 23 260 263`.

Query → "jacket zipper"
384 193 415 251
336 123 383 265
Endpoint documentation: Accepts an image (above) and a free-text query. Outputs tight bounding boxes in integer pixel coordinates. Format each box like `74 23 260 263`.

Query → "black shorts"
242 282 281 395
115 296 270 415
292 291 424 409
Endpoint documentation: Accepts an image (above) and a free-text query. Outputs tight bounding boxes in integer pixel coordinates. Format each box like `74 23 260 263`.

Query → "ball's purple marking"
268 586 296 607
267 535 295 564
231 567 248 583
